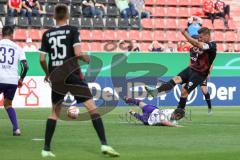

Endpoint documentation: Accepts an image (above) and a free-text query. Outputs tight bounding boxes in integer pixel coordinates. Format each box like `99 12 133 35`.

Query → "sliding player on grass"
0 26 29 136
124 97 183 127
145 27 217 119
39 4 119 158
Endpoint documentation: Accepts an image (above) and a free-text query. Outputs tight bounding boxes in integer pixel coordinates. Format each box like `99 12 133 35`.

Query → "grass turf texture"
0 107 240 160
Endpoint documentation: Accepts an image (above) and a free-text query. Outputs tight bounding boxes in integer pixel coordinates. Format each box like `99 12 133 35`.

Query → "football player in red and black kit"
39 4 119 158
145 27 217 119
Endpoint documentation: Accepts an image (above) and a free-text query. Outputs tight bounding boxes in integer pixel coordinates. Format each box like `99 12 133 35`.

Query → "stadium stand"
0 0 239 52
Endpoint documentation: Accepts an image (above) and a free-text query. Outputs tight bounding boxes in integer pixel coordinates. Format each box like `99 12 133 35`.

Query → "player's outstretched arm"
74 45 90 63
180 29 206 50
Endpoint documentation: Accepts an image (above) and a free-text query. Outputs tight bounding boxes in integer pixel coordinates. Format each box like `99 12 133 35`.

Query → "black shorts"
178 67 206 94
0 83 17 100
51 76 93 104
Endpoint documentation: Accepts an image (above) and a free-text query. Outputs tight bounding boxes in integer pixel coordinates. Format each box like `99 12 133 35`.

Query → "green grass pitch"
0 107 240 160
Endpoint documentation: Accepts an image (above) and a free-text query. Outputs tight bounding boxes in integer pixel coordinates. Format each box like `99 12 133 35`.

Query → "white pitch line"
32 138 44 141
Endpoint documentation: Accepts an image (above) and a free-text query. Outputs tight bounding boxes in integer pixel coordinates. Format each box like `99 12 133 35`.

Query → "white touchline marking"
32 138 44 141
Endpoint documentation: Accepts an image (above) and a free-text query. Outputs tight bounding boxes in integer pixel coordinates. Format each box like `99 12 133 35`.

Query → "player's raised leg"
145 76 182 98
124 96 147 109
83 99 120 157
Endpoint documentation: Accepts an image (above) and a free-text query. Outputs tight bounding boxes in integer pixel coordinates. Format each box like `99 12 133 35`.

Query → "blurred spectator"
203 0 215 25
22 0 42 24
115 0 138 20
8 0 26 17
129 0 150 19
224 43 238 52
82 0 105 18
148 41 164 52
23 38 37 52
214 0 230 28
128 40 140 51
164 41 177 52
177 41 192 52
188 16 202 39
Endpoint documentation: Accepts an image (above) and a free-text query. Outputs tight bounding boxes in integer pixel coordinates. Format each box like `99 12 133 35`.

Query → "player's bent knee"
4 98 12 109
173 76 182 84
83 99 98 114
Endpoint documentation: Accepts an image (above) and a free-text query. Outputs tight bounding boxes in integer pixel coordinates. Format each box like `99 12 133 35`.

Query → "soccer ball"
67 106 80 119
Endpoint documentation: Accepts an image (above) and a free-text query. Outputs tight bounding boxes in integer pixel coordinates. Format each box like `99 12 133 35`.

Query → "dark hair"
173 108 185 119
54 4 69 21
198 27 211 35
2 26 14 37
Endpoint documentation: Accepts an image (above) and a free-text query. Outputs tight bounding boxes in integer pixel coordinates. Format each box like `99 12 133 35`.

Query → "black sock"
91 113 107 145
204 93 212 110
177 97 187 109
44 119 57 151
157 79 176 93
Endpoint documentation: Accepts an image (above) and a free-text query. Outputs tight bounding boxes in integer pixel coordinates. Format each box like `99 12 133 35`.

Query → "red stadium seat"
90 30 104 41
140 43 151 52
190 0 202 6
238 31 240 42
152 7 165 17
178 19 188 28
214 31 224 42
178 0 190 6
80 30 91 40
90 42 103 52
81 42 90 52
128 30 140 40
13 29 27 41
165 19 177 29
153 30 165 41
17 42 25 48
104 30 116 41
28 29 41 41
165 7 178 17
202 19 213 29
115 30 128 40
153 18 165 29
214 19 225 30
155 0 165 5
228 20 237 30
225 31 237 42
165 0 178 6
141 30 153 41
141 19 154 29
217 43 225 52
145 6 153 14
165 31 177 41
178 7 190 17
190 7 203 16
145 0 155 5
177 31 186 41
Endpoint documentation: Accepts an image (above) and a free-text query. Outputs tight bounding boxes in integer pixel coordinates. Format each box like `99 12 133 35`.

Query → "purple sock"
126 98 141 106
6 107 19 131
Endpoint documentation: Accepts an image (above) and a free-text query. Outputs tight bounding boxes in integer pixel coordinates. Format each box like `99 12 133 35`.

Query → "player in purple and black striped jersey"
145 27 217 119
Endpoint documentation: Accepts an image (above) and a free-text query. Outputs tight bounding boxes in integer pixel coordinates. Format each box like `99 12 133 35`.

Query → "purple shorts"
142 105 158 115
0 83 18 100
